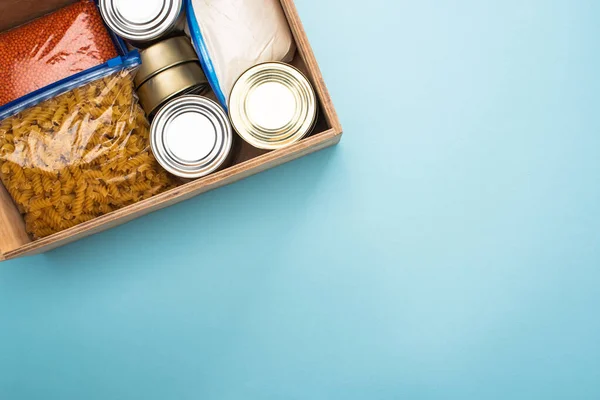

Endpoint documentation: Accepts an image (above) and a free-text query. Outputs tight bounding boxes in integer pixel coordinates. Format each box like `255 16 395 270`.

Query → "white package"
186 0 296 107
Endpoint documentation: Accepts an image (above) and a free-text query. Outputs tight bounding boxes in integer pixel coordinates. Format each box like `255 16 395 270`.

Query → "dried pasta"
0 70 179 239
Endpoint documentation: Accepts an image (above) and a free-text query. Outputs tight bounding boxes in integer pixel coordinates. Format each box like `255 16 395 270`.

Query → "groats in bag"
0 70 180 239
186 0 296 108
0 0 118 108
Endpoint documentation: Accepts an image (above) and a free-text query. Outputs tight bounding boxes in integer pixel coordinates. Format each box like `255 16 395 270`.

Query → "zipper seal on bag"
186 0 228 110
0 52 141 121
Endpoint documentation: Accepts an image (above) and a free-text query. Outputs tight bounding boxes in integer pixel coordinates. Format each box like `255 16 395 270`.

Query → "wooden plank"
279 0 342 133
5 130 341 259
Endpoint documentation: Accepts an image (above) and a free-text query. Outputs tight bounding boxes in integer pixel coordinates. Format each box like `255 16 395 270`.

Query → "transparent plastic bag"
0 69 180 239
0 0 119 108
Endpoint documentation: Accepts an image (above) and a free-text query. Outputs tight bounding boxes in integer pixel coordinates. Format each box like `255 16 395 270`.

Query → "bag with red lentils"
0 0 127 117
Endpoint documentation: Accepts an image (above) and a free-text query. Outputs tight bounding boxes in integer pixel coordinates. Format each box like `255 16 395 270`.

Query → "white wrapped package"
186 0 296 108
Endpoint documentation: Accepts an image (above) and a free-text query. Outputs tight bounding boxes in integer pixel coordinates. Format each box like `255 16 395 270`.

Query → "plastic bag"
186 0 296 108
0 0 118 108
0 69 180 239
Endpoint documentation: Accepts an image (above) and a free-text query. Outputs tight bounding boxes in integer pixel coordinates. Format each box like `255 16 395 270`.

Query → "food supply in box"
0 0 342 260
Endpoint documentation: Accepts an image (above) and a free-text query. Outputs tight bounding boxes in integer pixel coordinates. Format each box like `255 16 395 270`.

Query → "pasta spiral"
0 70 179 239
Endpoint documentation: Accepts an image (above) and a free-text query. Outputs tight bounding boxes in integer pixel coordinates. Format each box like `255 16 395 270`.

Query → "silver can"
134 36 209 117
99 0 184 47
229 62 318 150
150 96 233 179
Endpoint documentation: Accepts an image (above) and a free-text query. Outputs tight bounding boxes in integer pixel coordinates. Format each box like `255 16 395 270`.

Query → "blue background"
1 0 599 398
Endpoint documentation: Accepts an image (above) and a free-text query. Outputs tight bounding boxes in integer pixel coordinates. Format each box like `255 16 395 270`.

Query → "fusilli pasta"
0 70 179 239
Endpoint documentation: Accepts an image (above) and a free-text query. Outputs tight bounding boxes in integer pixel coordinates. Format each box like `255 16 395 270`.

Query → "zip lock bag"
0 0 135 120
0 65 181 239
0 1 181 239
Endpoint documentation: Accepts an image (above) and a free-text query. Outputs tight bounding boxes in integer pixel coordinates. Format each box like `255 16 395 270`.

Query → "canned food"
99 0 184 47
134 37 209 117
151 95 233 179
229 62 318 150
135 36 198 86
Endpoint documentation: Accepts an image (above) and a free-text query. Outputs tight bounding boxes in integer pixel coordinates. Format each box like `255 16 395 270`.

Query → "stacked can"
134 36 209 117
100 1 319 180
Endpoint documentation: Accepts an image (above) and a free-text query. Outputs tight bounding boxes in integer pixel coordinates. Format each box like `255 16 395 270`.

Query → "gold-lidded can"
229 62 318 150
134 36 209 118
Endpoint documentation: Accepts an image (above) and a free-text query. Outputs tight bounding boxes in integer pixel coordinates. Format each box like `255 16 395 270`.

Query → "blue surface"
1 0 599 398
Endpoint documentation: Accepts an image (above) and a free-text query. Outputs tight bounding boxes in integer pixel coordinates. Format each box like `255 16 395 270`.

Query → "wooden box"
0 0 342 261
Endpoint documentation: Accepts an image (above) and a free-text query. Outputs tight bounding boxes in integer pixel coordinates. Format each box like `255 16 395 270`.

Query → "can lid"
229 62 317 150
151 95 233 179
100 0 183 43
135 36 199 88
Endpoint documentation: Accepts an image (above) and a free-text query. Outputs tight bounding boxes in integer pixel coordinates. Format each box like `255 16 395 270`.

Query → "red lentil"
0 0 118 107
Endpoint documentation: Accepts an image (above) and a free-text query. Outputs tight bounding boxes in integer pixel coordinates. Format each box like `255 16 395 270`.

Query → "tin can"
228 62 318 150
151 95 233 179
135 36 198 86
99 0 184 47
134 37 209 117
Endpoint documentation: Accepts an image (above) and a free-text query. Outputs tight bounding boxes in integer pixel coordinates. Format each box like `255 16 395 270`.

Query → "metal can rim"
228 62 318 151
134 36 199 88
99 0 183 43
136 61 209 117
151 95 233 179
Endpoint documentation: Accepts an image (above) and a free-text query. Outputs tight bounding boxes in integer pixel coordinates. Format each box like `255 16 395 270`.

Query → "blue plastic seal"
186 0 228 111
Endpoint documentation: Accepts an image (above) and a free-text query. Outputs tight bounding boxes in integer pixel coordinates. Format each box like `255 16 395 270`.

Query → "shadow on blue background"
1 0 600 399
